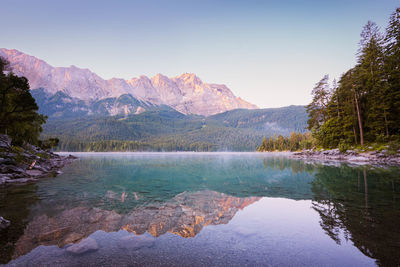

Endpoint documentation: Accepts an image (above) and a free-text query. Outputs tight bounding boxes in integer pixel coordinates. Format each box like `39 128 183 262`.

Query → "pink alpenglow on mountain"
0 48 258 116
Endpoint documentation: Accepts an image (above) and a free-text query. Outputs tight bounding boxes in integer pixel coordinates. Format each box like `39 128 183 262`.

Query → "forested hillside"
307 8 400 150
41 105 307 151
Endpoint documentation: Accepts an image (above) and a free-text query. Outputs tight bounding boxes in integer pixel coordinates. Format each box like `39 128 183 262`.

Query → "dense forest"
42 105 307 152
257 132 314 152
307 8 400 150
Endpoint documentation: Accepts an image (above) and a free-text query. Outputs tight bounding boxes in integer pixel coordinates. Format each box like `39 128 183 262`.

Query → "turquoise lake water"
0 152 399 266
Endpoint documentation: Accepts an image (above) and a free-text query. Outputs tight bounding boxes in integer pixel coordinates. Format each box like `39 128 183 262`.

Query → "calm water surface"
0 152 399 266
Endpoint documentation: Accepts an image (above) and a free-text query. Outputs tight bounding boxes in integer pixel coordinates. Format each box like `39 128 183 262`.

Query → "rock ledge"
0 134 76 185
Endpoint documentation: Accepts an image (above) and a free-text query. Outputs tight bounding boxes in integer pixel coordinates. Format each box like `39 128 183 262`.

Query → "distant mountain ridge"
0 48 257 116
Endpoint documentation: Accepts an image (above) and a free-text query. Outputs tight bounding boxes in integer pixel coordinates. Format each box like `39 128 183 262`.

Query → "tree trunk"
351 96 358 144
353 125 358 145
0 91 6 133
354 89 364 146
350 73 364 146
383 108 389 137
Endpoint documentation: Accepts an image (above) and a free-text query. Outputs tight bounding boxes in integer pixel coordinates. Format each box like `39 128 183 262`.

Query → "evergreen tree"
357 21 386 140
257 132 314 152
0 57 47 145
306 75 330 132
384 8 400 136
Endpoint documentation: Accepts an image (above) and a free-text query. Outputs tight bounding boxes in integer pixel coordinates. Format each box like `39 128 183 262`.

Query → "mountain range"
0 48 308 151
0 48 257 117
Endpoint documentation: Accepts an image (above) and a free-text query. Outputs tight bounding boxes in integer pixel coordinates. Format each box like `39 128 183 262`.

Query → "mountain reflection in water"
0 153 399 266
13 190 260 258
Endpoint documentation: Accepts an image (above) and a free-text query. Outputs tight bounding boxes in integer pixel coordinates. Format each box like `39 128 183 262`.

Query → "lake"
1 152 399 266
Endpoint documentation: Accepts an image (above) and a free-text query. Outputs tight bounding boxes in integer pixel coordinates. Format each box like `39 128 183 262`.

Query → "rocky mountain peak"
174 73 202 85
0 48 258 116
151 73 169 84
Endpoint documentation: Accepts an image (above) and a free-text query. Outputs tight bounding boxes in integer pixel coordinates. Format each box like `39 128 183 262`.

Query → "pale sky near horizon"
0 0 398 108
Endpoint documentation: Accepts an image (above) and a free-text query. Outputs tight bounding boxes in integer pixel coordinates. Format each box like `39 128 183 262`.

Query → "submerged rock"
0 216 11 230
118 234 155 250
63 232 84 244
66 237 98 255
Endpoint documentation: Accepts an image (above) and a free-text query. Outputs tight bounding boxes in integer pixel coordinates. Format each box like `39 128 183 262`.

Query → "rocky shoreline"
0 135 76 185
291 148 400 166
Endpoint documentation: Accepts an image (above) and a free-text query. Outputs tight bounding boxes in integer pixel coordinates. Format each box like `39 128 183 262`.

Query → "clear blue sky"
1 0 398 108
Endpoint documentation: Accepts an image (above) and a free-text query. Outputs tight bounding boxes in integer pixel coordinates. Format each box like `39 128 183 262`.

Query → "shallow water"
0 152 399 266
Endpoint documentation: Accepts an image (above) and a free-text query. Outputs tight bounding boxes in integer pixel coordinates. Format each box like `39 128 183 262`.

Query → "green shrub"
388 141 400 154
38 138 60 150
11 145 24 153
376 134 388 143
338 140 351 153
37 152 50 159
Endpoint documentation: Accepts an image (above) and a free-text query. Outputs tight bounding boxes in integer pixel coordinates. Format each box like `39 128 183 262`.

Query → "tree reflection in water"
311 164 400 266
0 184 40 263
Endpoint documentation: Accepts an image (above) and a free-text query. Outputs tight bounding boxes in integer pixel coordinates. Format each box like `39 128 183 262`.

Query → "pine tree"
0 57 47 145
384 8 400 135
357 21 386 140
306 75 331 132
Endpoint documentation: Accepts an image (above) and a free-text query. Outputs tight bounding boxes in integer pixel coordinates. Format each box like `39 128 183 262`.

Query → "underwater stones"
118 234 155 250
0 216 10 230
63 232 84 244
66 237 99 255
